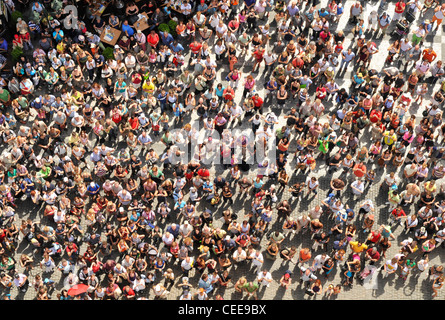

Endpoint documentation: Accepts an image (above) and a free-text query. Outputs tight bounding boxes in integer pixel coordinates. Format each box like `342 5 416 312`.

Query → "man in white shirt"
117 189 132 206
223 31 237 46
180 0 192 18
162 231 175 247
124 52 137 73
232 246 247 263
181 256 194 276
351 179 364 197
204 56 217 70
229 104 243 125
179 220 193 238
256 124 272 143
404 163 418 183
325 79 339 98
399 38 413 62
14 273 29 292
249 250 264 273
311 253 330 273
257 269 273 287
263 50 277 75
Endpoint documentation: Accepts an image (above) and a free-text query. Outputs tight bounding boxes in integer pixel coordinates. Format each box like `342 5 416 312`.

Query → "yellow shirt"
349 241 368 253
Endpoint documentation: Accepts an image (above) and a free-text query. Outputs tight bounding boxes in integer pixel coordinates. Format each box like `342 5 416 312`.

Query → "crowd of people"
0 0 444 300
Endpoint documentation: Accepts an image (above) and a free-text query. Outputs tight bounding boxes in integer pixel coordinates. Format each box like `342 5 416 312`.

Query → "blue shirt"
122 23 135 37
170 43 184 53
215 86 225 98
0 40 7 51
158 92 167 103
87 183 100 194
52 30 64 42
166 224 180 238
160 32 174 46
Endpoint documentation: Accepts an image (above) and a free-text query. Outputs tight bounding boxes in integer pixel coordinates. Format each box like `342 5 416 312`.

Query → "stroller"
391 19 410 39
357 265 378 285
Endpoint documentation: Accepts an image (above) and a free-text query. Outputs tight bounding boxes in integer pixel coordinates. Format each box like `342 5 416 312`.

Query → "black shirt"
286 111 298 126
329 157 341 167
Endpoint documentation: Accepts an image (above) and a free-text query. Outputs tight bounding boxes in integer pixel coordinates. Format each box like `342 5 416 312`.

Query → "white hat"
119 207 124 212
78 35 85 41
388 95 394 100
137 29 142 33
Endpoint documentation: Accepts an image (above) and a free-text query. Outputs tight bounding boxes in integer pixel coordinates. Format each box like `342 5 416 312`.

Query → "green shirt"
242 281 259 293
0 89 10 102
318 139 329 153
40 167 51 178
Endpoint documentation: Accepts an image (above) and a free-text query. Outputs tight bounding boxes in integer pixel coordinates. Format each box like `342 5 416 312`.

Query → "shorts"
432 15 443 25
412 34 422 45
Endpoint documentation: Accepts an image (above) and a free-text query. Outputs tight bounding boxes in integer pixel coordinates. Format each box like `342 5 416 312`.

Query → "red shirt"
198 168 210 178
395 1 406 13
124 287 135 297
353 163 367 178
334 44 343 55
253 49 265 62
223 88 235 100
391 208 406 218
190 42 202 54
368 231 381 243
252 96 263 108
147 33 159 47
369 109 382 123
129 117 139 130
316 87 326 99
66 243 78 254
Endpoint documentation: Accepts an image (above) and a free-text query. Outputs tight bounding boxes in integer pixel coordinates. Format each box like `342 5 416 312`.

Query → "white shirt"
401 39 413 52
351 180 364 195
13 274 27 287
306 177 319 189
360 200 374 212
250 252 264 266
214 43 226 55
233 249 247 261
263 52 277 64
257 271 272 286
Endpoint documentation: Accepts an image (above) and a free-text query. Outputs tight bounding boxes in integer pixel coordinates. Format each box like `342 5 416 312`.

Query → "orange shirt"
353 163 367 177
422 49 437 63
299 249 312 262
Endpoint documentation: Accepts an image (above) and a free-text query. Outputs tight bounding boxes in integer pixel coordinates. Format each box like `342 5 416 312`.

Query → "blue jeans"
340 59 352 70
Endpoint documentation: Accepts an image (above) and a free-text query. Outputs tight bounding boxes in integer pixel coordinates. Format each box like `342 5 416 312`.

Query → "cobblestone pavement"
3 0 445 300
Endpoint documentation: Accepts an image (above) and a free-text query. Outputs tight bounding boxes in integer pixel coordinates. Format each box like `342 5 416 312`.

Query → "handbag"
305 288 315 296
